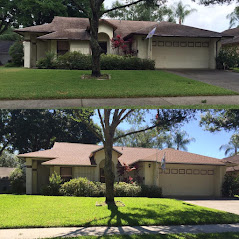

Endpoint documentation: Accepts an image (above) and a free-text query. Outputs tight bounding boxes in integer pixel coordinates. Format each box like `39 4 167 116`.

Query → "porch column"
26 158 33 194
24 41 32 68
209 38 221 69
214 166 226 197
147 38 153 59
32 160 38 194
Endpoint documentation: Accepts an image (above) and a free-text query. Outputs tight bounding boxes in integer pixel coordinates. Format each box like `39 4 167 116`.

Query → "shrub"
8 41 24 66
56 51 92 70
9 168 25 194
36 51 56 69
141 185 163 198
216 47 239 70
114 182 141 197
41 172 62 196
222 173 239 197
36 51 155 70
60 177 100 197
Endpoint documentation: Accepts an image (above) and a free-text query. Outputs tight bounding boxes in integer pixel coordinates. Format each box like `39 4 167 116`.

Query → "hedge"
37 51 155 70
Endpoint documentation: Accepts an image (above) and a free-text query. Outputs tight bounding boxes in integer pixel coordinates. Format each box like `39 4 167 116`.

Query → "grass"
0 68 236 100
233 68 239 73
1 195 239 229
52 233 239 239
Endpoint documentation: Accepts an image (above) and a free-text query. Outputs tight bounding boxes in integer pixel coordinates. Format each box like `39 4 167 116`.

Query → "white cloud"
104 0 238 32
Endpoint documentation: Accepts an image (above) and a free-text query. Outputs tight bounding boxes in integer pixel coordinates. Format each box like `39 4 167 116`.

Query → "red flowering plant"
111 35 134 55
117 162 142 184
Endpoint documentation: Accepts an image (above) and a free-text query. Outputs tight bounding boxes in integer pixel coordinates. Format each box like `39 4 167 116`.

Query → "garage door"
158 166 215 197
152 40 210 69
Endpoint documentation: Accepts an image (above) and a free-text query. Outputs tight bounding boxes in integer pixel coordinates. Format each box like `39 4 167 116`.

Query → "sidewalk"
1 224 239 239
0 95 239 109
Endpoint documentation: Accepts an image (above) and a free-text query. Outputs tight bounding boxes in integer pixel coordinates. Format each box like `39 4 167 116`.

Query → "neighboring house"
0 40 14 65
15 16 231 69
222 27 239 50
18 142 227 197
222 154 239 175
0 167 16 193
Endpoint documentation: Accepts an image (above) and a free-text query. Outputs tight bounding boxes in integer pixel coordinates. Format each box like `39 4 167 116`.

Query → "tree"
115 128 172 148
72 0 165 77
193 0 238 5
172 130 195 151
106 0 175 22
227 6 239 28
172 1 197 25
220 134 239 156
0 151 20 168
200 110 239 132
73 109 196 204
0 109 100 157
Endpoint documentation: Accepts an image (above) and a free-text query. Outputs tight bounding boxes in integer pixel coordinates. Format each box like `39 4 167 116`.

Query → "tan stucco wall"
98 23 113 39
73 166 96 181
37 40 49 61
70 41 90 54
26 158 32 194
151 37 212 69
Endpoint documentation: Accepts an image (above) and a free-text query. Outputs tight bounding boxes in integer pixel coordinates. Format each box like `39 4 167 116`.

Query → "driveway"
184 200 239 215
168 70 239 93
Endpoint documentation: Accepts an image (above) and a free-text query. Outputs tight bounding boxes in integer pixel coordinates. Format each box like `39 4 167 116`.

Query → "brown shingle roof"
222 27 239 45
18 142 225 167
129 21 225 38
223 154 239 165
15 16 226 40
0 167 16 179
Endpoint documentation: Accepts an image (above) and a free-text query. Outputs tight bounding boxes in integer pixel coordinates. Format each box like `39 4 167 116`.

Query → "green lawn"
0 68 236 100
233 68 239 73
52 233 239 239
1 195 239 229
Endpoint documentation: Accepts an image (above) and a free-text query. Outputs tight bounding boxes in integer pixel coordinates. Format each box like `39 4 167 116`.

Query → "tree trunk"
104 134 115 204
89 11 102 77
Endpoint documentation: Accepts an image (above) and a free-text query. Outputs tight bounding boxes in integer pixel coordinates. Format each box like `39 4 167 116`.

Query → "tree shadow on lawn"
83 203 239 227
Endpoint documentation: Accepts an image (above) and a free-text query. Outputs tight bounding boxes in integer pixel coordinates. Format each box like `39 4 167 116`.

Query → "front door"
99 42 107 54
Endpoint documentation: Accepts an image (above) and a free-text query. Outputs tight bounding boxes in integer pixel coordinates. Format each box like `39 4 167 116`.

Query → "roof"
222 27 239 45
226 166 239 172
0 167 16 179
15 16 226 41
18 142 226 167
223 154 239 165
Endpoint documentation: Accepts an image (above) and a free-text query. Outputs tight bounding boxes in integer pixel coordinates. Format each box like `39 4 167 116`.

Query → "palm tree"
173 131 195 151
227 6 239 29
172 1 197 25
220 134 239 156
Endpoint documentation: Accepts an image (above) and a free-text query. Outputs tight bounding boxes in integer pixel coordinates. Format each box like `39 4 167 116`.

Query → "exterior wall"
98 23 113 39
98 33 111 54
134 35 148 59
26 158 33 194
37 40 49 61
151 37 212 69
70 41 90 54
50 40 57 55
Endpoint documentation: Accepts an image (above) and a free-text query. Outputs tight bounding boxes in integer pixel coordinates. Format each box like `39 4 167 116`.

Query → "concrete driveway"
168 70 239 93
184 200 239 215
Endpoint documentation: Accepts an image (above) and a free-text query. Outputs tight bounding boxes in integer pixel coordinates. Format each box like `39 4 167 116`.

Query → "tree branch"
71 0 89 17
103 0 145 14
113 125 158 142
97 109 105 133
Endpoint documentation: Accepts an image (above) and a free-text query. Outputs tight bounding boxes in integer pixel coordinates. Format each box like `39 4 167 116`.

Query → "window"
60 167 72 182
57 41 70 56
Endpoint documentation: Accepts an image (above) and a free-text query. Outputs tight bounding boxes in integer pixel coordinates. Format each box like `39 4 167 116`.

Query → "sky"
93 110 234 160
104 0 238 32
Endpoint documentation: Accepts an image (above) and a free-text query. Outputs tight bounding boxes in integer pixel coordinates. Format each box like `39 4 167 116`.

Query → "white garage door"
158 166 215 197
152 40 210 69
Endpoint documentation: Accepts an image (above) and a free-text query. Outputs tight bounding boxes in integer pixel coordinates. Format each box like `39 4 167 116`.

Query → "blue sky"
104 0 237 32
93 110 234 159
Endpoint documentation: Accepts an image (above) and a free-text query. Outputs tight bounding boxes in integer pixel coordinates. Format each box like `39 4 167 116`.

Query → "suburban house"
0 40 14 65
18 142 227 197
0 167 16 193
15 16 231 69
222 27 239 50
222 154 239 175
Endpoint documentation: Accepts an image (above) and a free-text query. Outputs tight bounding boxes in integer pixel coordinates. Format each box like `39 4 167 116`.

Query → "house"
15 16 231 69
0 167 16 193
222 154 239 176
0 40 14 65
222 27 239 50
18 142 227 197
